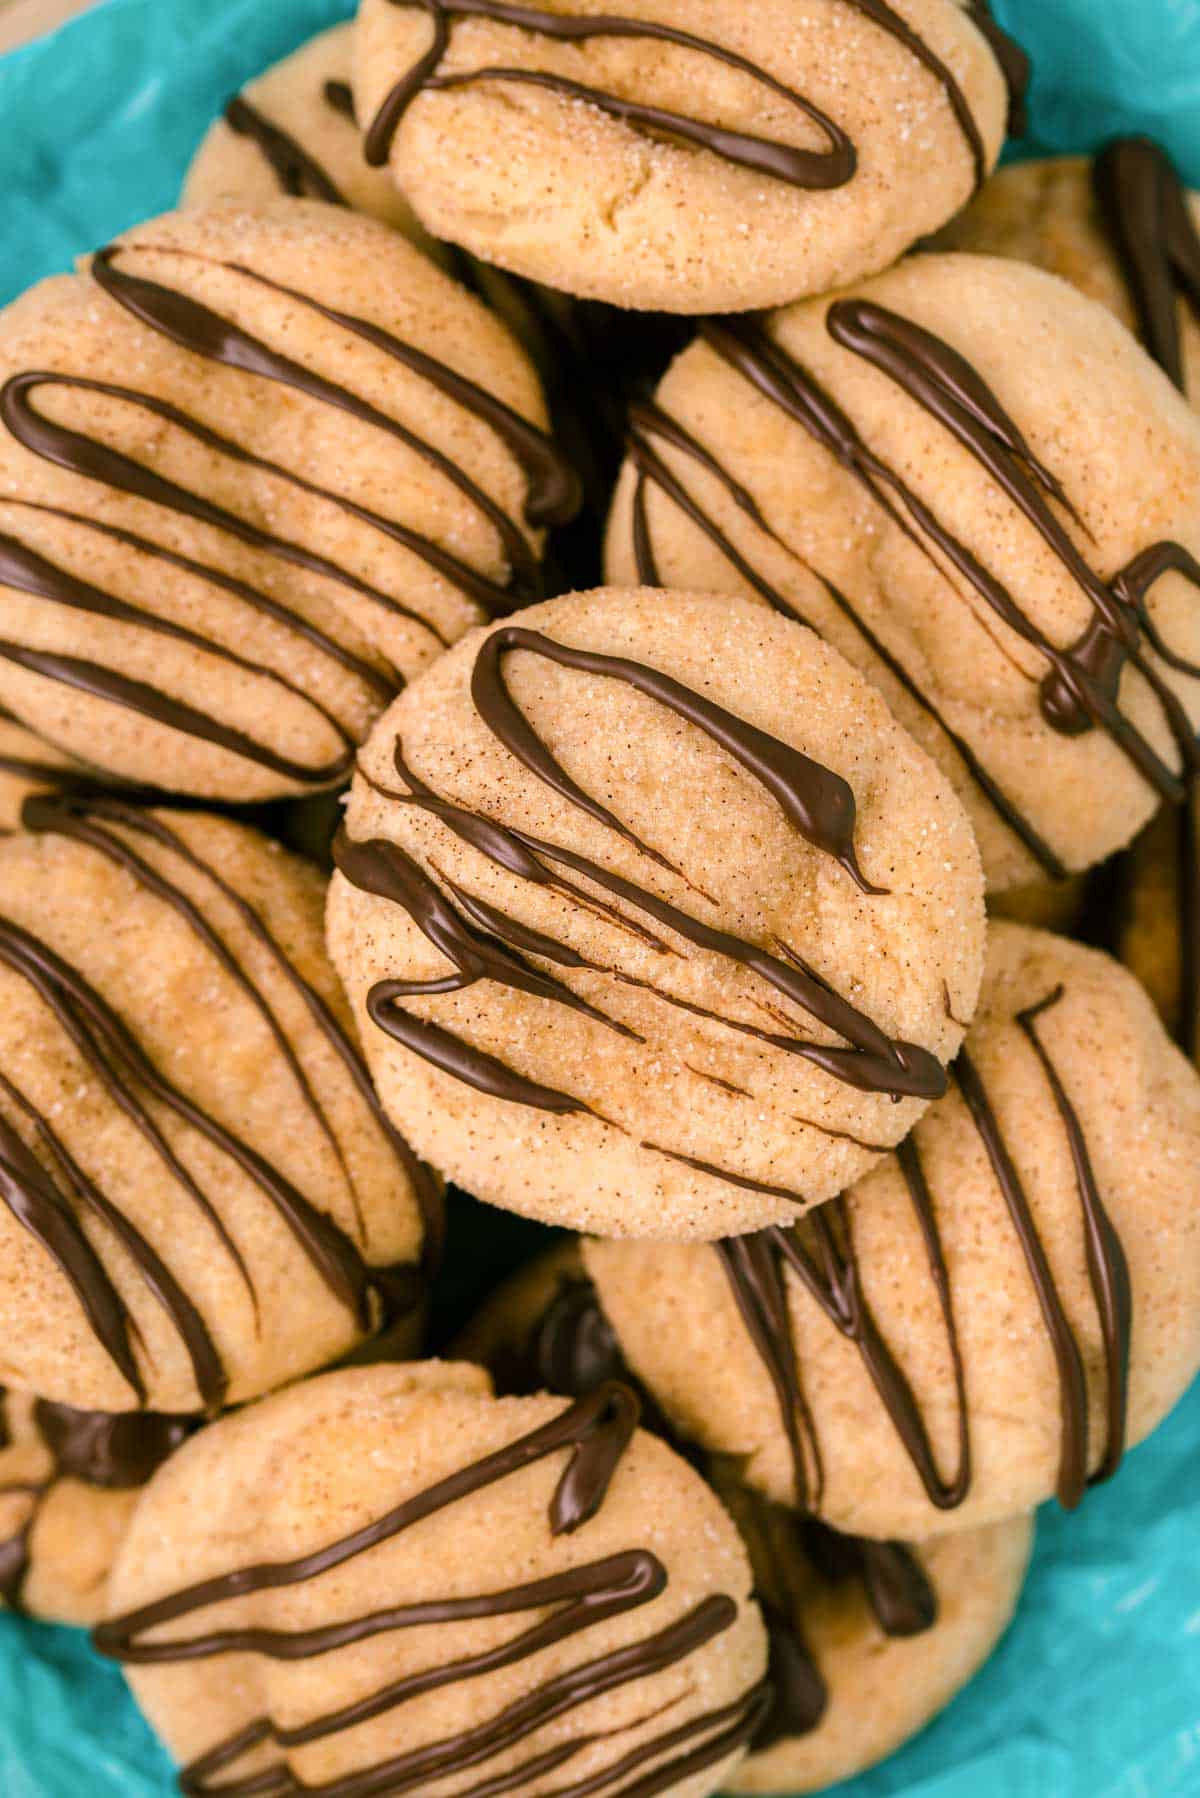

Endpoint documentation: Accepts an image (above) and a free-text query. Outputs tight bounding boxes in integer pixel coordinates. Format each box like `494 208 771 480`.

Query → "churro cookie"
327 586 985 1239
585 922 1200 1539
456 1248 1032 1796
353 0 1013 313
184 25 433 245
0 200 573 801
0 1393 192 1627
1114 791 1199 1057
606 252 1200 891
99 1362 769 1798
938 139 1200 401
0 798 437 1415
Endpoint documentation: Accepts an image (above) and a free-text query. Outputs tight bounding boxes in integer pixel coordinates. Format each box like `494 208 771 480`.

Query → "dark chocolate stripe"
627 398 1070 879
717 985 1131 1521
700 307 1200 813
1094 136 1200 395
0 807 435 1406
224 95 346 202
365 0 994 191
487 1267 936 1755
344 690 948 1108
95 1384 766 1798
0 1393 191 1612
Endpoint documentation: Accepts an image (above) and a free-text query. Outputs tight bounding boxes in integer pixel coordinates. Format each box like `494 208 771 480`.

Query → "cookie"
353 0 1013 313
99 1361 769 1798
327 585 986 1239
184 23 439 250
937 139 1200 402
606 251 1200 891
584 921 1200 1539
0 200 574 801
0 1392 192 1626
0 797 437 1414
455 1246 1032 1795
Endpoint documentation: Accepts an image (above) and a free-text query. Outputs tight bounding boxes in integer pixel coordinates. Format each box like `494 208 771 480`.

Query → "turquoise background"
1 0 1200 1793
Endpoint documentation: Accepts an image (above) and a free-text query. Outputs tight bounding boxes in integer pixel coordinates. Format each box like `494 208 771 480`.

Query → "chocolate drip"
491 1269 936 1755
324 78 355 120
1014 988 1131 1487
0 230 571 774
223 95 345 202
473 626 885 893
627 398 1070 879
699 306 1200 825
0 1387 192 1613
964 0 1030 137
0 801 435 1408
344 691 948 1115
96 1384 765 1798
366 0 993 191
720 985 1131 1519
1094 136 1200 394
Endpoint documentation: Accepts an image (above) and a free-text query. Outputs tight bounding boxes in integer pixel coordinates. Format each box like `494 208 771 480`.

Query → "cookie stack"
1 5 1199 1796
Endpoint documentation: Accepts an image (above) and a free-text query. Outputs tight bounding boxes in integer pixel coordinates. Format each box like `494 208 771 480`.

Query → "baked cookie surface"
327 585 986 1238
0 200 570 800
0 800 436 1414
585 922 1200 1537
455 1244 1032 1797
353 0 1009 312
100 1361 768 1798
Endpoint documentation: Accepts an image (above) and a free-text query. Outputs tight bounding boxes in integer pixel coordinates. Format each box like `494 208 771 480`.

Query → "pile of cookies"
1 3 1199 1794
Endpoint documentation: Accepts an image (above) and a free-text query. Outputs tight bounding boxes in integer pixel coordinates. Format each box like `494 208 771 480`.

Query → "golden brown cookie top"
0 800 437 1413
606 251 1200 890
184 24 438 248
0 200 569 800
353 0 1010 312
101 1362 768 1798
586 921 1200 1538
328 585 986 1239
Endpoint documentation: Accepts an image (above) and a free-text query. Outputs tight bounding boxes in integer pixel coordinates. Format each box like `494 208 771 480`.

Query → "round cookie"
99 1361 769 1798
606 251 1200 891
184 23 439 251
725 1502 1031 1794
585 921 1200 1539
0 1392 192 1626
937 140 1200 402
0 199 573 801
327 585 986 1239
455 1247 1032 1796
353 0 1011 314
0 796 437 1414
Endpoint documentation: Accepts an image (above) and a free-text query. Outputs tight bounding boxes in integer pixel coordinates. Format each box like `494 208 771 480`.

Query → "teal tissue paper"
0 1 1199 1794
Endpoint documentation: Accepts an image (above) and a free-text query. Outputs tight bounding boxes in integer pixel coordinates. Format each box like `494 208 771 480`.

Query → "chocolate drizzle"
0 231 574 780
718 986 1132 1517
1087 137 1200 1060
365 0 995 191
485 1266 937 1754
0 794 436 1409
625 296 1200 875
0 1392 192 1612
964 0 1030 137
1093 136 1200 396
340 627 953 1145
96 1383 768 1798
223 95 345 202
